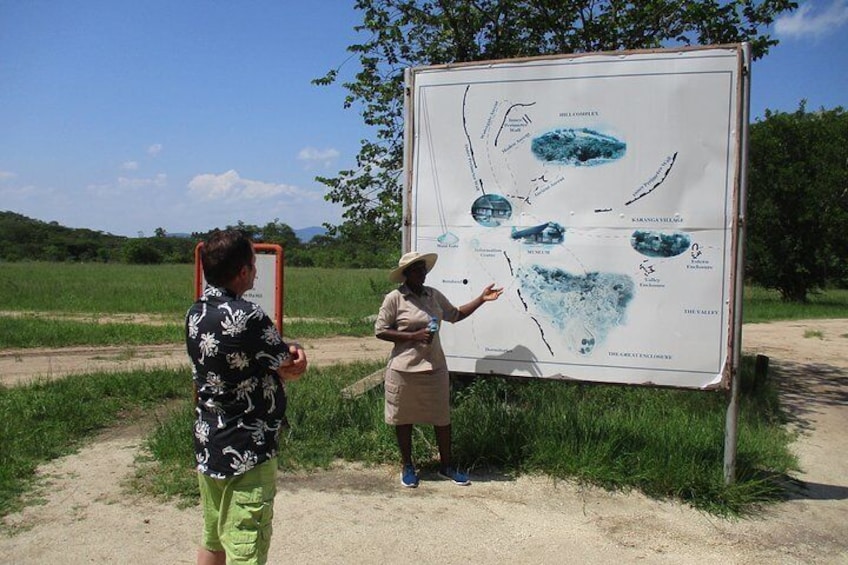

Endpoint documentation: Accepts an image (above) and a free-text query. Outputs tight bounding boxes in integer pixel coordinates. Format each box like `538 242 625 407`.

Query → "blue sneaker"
400 464 419 488
438 466 471 486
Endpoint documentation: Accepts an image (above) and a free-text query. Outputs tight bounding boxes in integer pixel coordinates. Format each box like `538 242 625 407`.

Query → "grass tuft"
0 368 189 517
126 356 797 516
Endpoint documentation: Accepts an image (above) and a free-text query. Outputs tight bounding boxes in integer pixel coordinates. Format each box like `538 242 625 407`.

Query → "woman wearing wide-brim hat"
375 250 503 488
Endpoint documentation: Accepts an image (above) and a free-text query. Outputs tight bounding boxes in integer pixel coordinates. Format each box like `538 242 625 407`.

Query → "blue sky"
1 1 846 238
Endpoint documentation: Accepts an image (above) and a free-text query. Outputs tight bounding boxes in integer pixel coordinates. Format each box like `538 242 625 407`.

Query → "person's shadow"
474 345 542 377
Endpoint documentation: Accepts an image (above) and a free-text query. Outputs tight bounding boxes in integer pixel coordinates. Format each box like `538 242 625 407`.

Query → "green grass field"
0 262 395 345
0 262 394 318
0 262 845 518
744 286 848 322
1 262 846 348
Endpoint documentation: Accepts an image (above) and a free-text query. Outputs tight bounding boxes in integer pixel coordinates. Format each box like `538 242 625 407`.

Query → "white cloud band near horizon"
188 169 316 201
776 0 848 38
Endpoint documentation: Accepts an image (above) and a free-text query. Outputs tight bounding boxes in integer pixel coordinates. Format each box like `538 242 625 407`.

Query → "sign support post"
724 43 752 485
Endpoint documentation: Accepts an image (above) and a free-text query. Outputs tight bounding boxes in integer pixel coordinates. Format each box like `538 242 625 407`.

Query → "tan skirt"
384 367 450 426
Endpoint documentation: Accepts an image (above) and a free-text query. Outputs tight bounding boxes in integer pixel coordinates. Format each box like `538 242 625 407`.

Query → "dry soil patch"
1 320 847 564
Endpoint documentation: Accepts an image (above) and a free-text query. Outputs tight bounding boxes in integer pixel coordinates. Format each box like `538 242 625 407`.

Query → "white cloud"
122 161 139 171
0 170 17 181
776 1 848 38
147 143 163 156
297 146 340 168
86 174 168 197
187 169 314 201
116 173 168 189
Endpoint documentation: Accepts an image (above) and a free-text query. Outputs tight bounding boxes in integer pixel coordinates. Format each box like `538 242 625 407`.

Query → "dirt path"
0 337 392 388
1 320 847 564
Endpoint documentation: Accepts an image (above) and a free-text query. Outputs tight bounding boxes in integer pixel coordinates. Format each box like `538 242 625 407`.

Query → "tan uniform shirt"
375 284 461 372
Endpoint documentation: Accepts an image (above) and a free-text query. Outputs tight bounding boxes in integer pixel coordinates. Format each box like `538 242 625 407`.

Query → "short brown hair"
201 229 254 286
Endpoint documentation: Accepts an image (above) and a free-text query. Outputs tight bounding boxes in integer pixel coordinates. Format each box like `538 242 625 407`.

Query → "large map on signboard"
405 46 747 389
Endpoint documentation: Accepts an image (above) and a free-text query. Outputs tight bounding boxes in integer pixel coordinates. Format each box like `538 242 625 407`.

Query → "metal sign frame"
194 242 285 332
402 44 750 392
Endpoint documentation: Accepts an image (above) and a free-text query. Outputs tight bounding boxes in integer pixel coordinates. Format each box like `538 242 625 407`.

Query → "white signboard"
195 243 284 331
405 46 747 389
242 251 278 319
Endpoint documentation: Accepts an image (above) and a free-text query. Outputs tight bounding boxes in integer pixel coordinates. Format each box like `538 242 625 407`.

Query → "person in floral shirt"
186 229 307 565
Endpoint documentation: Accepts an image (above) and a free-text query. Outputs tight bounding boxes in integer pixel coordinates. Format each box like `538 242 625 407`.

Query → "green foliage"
746 103 848 301
201 219 302 251
257 219 301 249
293 230 398 269
193 219 394 268
316 0 796 242
123 239 164 264
0 212 393 268
140 234 197 263
0 211 124 262
0 211 197 264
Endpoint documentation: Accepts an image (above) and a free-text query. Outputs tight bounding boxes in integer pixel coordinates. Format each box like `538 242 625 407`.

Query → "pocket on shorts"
226 482 274 561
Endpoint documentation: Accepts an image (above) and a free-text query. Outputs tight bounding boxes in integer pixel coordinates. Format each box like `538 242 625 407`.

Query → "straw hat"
389 251 438 283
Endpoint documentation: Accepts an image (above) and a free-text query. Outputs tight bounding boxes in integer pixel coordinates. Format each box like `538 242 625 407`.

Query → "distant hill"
0 210 126 262
294 226 327 243
0 213 361 265
0 211 197 263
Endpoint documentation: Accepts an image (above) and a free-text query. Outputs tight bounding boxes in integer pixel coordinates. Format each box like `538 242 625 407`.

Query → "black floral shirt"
185 285 290 479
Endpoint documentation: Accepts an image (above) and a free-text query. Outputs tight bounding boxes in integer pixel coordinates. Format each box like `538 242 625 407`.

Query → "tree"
123 239 164 264
316 0 797 244
258 219 301 250
0 211 125 262
746 103 848 301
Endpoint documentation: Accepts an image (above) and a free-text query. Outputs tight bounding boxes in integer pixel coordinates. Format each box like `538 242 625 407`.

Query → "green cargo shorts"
198 458 278 565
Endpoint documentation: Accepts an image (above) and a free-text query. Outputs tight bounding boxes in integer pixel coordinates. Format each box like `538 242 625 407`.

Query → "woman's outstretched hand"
480 283 504 302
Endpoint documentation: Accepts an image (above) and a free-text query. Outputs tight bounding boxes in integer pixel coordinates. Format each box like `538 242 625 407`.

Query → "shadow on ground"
769 359 848 502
